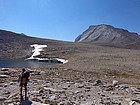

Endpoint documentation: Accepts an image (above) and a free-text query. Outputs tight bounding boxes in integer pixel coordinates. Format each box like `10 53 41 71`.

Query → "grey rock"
49 95 57 100
119 85 129 90
61 94 67 99
62 87 68 90
0 96 7 101
93 80 103 86
77 84 84 88
74 90 81 94
1 68 9 71
3 91 11 95
104 85 114 91
0 75 9 78
9 82 16 85
75 24 140 49
129 100 140 105
58 102 65 105
4 84 8 87
33 71 41 75
1 71 11 75
112 80 119 86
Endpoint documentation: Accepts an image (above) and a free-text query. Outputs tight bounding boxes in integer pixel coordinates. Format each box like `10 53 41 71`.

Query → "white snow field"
27 44 68 64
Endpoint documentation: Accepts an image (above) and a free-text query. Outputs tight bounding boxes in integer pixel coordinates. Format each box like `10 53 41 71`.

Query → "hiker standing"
18 68 30 100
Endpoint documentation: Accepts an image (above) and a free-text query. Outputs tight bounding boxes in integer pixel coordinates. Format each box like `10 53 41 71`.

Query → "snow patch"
27 44 68 64
28 44 47 59
55 58 68 64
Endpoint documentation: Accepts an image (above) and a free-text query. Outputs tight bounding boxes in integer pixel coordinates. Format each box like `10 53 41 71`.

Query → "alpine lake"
0 59 59 68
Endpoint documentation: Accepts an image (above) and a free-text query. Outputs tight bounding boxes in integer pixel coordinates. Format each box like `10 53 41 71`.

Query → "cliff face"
75 24 140 49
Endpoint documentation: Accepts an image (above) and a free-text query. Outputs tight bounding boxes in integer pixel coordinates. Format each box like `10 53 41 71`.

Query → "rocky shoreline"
1 68 140 105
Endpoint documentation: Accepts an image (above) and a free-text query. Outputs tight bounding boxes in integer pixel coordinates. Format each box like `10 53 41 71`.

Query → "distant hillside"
0 29 67 59
0 30 32 59
75 24 140 49
0 29 90 59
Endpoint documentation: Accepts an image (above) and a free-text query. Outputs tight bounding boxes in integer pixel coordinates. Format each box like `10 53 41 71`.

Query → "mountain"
0 29 65 59
75 24 140 49
0 29 90 59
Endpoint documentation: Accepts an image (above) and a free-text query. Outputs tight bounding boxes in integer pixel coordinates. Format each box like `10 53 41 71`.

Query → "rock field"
1 68 140 105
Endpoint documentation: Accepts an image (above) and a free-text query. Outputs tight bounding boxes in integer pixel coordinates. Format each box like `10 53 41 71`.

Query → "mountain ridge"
75 24 140 49
0 29 90 59
0 29 64 59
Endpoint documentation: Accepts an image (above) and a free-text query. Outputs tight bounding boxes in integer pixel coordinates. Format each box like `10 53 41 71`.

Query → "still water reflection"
0 59 55 68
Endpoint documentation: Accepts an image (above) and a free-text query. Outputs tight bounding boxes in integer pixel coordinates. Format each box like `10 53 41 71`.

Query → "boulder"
0 75 9 78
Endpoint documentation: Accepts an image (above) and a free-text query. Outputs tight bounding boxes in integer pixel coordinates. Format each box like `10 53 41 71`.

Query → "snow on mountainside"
75 24 140 49
0 29 63 59
0 29 90 60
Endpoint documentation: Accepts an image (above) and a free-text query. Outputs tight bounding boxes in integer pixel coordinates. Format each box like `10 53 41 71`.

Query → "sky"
0 0 140 42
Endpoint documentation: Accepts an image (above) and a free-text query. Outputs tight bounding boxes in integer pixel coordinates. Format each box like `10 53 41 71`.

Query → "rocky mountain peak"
75 24 140 49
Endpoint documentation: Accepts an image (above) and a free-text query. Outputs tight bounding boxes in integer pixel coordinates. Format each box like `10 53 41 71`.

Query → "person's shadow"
20 99 32 105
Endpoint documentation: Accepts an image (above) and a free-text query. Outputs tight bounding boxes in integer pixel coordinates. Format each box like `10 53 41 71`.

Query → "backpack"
19 71 30 84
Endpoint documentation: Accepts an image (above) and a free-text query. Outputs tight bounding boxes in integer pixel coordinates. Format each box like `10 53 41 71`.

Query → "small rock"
33 70 41 75
7 103 14 105
0 75 9 78
44 99 50 104
3 71 10 75
112 80 119 86
74 90 81 94
129 100 140 105
119 85 129 90
0 96 7 101
85 89 91 92
49 95 56 100
1 68 9 71
32 97 43 103
8 93 18 99
12 98 19 103
93 80 103 86
62 87 68 90
4 84 8 87
84 86 91 89
77 84 84 88
39 89 44 94
58 102 65 105
10 82 16 85
40 71 45 74
0 84 3 87
105 85 114 91
3 91 11 95
61 94 67 99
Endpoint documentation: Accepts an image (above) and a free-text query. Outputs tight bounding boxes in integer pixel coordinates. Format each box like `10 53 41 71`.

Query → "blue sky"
0 0 140 41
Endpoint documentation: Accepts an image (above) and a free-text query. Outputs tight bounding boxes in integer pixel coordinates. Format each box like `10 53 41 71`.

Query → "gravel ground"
0 45 140 105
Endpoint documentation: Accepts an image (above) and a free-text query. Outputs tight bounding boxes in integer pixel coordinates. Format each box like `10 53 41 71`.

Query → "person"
18 68 30 100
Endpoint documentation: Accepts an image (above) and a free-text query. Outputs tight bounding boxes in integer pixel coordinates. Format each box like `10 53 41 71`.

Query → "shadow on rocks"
20 99 32 105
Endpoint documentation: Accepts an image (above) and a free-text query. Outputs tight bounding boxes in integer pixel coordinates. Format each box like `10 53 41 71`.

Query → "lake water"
0 59 56 68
